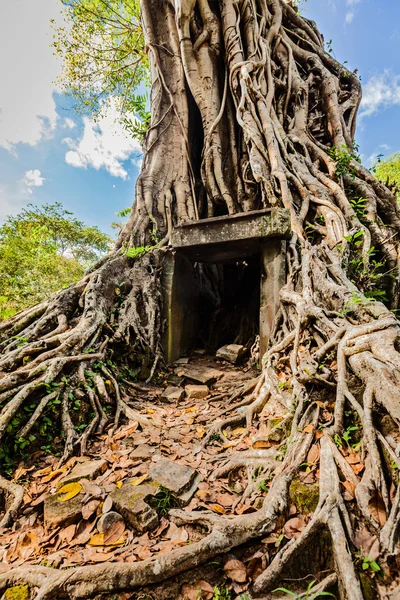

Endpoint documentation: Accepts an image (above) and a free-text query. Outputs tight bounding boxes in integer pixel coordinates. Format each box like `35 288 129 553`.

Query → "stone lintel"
170 208 290 263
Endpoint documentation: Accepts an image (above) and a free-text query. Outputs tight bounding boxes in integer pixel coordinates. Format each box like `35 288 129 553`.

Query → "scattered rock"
59 459 108 486
161 386 184 402
129 444 154 460
97 511 124 534
149 457 201 505
216 344 248 364
176 365 223 385
110 481 161 532
185 384 209 399
44 491 83 529
175 357 190 365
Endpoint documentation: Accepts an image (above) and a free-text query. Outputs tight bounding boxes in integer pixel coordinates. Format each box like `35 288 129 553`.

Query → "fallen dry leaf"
57 482 82 502
224 558 247 583
368 490 387 526
303 424 314 434
283 516 306 539
41 468 67 483
252 440 272 449
182 580 214 600
211 503 226 515
342 480 356 498
130 474 148 487
82 499 101 520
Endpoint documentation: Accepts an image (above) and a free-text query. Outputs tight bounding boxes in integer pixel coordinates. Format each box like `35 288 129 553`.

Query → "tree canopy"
372 152 400 200
53 0 150 138
0 203 111 320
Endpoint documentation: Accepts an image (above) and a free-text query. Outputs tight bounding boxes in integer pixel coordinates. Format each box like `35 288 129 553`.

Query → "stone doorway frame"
161 208 290 363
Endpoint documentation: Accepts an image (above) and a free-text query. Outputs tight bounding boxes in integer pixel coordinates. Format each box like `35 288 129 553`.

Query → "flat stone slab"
110 481 161 532
130 444 154 460
59 459 107 486
44 492 83 529
216 344 248 365
161 386 184 403
175 365 223 385
171 208 290 262
149 457 198 496
185 384 209 399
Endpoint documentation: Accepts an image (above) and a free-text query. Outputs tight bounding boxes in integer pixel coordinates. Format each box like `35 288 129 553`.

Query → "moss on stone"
289 478 319 514
4 585 30 600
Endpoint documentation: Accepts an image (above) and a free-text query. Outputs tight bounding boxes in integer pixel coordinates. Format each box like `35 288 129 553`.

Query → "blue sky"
0 0 399 235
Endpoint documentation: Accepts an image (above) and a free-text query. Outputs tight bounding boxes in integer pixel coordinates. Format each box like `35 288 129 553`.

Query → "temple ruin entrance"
161 208 290 363
196 257 261 352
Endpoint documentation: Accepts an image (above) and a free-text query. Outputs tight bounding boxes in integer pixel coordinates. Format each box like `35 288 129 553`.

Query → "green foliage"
0 203 111 320
211 588 232 600
273 579 336 598
361 557 380 573
328 145 355 179
52 0 150 140
125 245 155 259
149 486 179 516
372 152 400 200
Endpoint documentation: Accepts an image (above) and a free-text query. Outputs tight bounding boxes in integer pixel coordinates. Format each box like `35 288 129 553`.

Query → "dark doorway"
195 256 260 352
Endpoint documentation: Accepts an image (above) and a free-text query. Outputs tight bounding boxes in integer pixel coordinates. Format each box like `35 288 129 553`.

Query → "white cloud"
63 100 141 179
0 0 62 153
345 0 361 23
360 70 400 118
63 118 76 129
23 169 45 193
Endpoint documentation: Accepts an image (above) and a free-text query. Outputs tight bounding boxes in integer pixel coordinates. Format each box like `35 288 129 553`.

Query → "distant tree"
372 152 400 199
0 203 111 319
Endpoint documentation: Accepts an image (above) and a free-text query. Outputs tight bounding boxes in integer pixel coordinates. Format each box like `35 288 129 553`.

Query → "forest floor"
0 353 383 600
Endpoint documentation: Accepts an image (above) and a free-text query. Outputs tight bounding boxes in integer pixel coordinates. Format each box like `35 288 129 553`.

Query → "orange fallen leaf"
252 440 272 449
41 468 67 483
303 424 314 434
211 503 226 515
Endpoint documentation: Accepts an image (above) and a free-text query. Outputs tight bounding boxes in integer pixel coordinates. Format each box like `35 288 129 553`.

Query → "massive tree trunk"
1 0 400 597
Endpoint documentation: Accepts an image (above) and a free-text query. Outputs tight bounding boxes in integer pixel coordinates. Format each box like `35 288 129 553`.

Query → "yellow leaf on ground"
130 474 148 487
232 427 247 436
211 503 226 515
116 481 123 489
57 482 82 502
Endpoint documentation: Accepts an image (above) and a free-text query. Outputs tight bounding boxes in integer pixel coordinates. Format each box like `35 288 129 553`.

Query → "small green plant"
149 486 178 516
361 556 380 573
343 425 359 443
273 579 336 598
349 197 367 220
212 587 232 600
258 477 271 492
210 432 224 443
334 434 342 448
